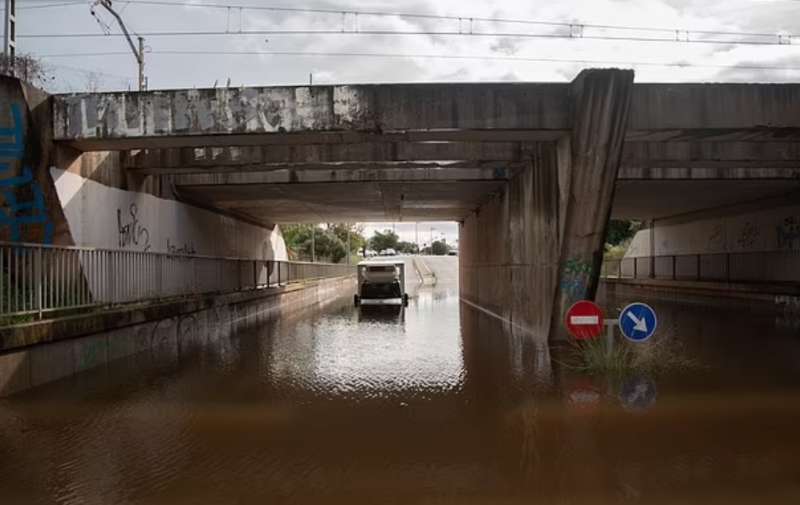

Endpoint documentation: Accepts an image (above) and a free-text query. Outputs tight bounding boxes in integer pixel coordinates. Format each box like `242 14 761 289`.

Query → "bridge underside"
48 71 800 342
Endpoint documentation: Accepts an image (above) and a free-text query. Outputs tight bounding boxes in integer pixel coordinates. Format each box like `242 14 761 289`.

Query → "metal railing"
602 250 800 284
0 241 355 319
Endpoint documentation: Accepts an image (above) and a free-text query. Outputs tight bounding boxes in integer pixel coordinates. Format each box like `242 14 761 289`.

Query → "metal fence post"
726 253 731 283
35 246 42 320
696 254 701 281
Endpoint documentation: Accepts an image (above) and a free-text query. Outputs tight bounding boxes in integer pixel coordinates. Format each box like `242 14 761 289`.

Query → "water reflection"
0 282 799 504
357 304 405 323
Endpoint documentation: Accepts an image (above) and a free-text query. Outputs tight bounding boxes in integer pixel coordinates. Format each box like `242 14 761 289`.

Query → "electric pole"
346 224 351 265
3 0 16 69
311 224 316 263
93 0 146 91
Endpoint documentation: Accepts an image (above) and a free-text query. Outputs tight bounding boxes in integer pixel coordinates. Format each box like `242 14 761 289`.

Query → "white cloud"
15 0 800 90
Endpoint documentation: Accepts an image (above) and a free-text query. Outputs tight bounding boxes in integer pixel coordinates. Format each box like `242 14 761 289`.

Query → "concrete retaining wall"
51 166 287 258
626 195 800 258
0 275 355 397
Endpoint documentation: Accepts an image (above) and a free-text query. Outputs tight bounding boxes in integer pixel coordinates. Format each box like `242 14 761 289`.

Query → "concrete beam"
53 83 571 149
172 165 510 185
618 166 800 180
628 83 800 140
122 142 527 170
621 141 800 169
53 81 800 150
131 160 519 176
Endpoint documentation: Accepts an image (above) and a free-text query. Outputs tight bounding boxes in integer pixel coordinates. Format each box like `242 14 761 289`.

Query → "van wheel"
354 294 360 306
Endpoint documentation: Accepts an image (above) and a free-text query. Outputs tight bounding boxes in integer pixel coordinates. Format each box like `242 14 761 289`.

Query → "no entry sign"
565 300 604 340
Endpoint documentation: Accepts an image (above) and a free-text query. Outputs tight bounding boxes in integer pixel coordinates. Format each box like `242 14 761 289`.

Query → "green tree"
369 229 400 252
430 240 449 255
396 241 419 254
328 223 366 262
605 220 641 248
281 224 348 263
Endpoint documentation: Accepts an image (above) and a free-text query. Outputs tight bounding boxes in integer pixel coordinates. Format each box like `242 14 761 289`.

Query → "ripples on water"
1 281 800 504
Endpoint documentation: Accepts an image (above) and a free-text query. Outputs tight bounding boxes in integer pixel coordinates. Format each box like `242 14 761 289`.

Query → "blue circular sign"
618 302 657 342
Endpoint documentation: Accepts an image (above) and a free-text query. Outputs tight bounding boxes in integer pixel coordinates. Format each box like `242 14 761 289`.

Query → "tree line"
281 224 453 263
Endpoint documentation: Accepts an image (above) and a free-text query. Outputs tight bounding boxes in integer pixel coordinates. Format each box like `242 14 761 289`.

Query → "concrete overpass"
5 69 800 343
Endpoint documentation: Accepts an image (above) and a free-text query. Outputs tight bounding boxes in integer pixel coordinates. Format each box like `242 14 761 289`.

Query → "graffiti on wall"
777 216 800 250
707 222 725 251
736 221 761 250
117 203 151 251
0 104 53 243
560 257 593 301
166 238 197 255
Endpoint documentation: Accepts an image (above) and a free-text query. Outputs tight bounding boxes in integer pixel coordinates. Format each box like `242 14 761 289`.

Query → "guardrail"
601 251 800 284
0 241 355 319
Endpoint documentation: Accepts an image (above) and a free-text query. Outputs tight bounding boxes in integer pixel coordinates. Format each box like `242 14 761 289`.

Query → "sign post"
603 318 617 357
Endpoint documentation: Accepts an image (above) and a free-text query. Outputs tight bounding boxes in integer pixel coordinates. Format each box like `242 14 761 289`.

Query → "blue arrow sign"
618 302 657 342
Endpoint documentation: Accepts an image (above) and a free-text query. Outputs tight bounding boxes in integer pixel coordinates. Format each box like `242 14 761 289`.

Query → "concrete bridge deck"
51 79 800 225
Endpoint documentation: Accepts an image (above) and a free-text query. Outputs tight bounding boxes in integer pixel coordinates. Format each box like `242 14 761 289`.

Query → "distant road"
360 255 459 291
415 255 459 285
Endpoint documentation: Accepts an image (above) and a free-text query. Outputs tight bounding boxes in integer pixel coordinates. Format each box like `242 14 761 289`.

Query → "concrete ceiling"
611 179 800 220
178 180 506 223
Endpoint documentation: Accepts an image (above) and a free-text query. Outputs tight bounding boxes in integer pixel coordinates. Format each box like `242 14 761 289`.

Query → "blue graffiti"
0 103 53 243
560 257 592 301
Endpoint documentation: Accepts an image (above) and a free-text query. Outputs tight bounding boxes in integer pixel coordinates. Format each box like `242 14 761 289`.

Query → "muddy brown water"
1 282 799 504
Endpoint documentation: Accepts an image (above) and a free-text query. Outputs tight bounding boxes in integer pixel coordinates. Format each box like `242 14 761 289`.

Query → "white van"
354 261 409 306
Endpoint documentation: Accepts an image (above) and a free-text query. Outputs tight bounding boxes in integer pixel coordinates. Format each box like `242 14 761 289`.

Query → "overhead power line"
15 0 800 46
35 49 800 72
17 28 800 46
117 0 798 37
17 1 86 9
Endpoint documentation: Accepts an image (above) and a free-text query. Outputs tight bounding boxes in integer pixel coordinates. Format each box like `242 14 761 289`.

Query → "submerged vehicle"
354 261 409 306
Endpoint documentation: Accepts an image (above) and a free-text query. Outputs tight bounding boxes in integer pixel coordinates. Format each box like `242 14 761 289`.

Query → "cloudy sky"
8 0 800 241
9 0 800 91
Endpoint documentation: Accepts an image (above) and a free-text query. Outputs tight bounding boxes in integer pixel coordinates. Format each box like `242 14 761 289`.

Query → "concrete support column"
549 69 634 341
0 76 69 245
459 69 633 345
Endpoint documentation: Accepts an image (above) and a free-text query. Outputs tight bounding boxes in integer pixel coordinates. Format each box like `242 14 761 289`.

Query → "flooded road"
1 277 800 504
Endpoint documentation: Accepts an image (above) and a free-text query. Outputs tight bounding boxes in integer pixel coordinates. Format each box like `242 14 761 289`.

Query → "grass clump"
561 335 701 376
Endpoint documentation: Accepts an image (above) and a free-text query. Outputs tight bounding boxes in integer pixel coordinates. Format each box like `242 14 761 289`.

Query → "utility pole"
138 36 145 91
94 0 146 91
3 0 16 69
346 224 351 265
311 224 316 263
415 222 419 255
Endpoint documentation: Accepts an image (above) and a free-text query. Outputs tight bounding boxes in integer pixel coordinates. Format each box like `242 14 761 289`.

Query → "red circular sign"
565 300 604 340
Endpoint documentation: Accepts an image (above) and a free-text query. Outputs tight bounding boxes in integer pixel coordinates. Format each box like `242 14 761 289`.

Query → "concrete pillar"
460 69 633 345
549 69 634 341
0 76 69 245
